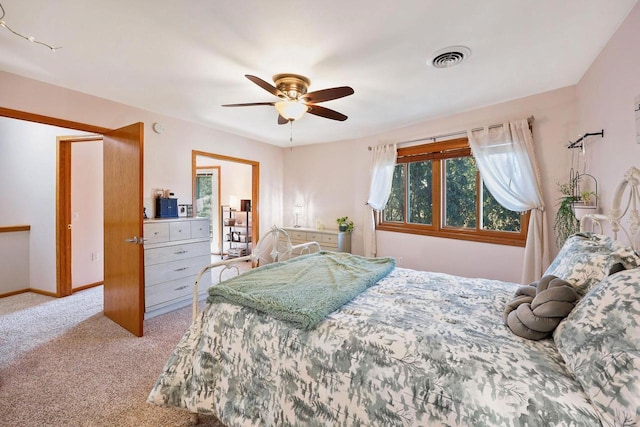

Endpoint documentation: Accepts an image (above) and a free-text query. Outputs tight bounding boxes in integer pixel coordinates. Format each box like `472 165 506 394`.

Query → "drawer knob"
174 285 188 291
174 250 188 254
175 267 188 272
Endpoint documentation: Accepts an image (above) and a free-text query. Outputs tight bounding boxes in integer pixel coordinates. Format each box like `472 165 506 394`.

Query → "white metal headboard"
580 166 640 250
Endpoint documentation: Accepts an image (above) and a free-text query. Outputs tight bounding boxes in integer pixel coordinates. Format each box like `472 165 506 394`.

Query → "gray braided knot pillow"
503 275 579 340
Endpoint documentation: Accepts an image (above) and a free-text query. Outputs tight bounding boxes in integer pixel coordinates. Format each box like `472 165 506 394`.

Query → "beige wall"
0 117 85 293
71 141 104 288
284 86 578 282
576 2 640 217
0 230 29 294
282 1 640 283
2 1 638 288
0 70 284 294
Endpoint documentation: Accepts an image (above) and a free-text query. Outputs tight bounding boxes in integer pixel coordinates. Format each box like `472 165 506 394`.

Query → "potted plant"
336 216 354 232
572 192 598 221
553 181 580 247
579 190 597 205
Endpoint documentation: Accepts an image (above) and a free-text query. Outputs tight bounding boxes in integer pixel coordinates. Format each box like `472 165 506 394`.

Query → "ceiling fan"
222 74 354 124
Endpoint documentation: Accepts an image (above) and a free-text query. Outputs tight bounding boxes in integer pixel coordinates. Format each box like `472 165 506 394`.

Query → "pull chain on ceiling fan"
222 74 354 124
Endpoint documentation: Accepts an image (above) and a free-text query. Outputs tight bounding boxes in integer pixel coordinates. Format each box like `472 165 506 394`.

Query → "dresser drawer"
288 230 306 241
190 219 210 239
169 221 191 241
144 240 210 266
306 232 325 243
321 233 338 245
282 227 351 254
145 254 211 286
144 222 170 244
145 271 211 310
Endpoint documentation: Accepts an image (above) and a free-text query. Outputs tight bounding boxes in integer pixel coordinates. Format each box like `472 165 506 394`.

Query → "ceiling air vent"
429 46 471 68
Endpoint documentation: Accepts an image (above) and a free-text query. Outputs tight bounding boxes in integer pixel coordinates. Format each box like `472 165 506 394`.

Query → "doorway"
195 166 221 254
192 150 259 256
1 108 145 336
57 136 104 296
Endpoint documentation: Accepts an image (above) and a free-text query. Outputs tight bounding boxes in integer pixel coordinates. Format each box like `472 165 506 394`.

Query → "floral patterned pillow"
553 269 640 426
544 233 640 296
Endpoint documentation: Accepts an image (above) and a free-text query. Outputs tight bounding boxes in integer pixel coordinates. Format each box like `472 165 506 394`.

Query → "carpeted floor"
0 268 243 426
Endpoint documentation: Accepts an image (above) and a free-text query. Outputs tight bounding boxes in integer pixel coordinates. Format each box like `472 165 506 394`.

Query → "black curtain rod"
567 130 604 149
368 116 535 150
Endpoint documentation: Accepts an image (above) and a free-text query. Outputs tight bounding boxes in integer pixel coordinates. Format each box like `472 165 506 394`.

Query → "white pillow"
544 233 640 295
554 268 640 426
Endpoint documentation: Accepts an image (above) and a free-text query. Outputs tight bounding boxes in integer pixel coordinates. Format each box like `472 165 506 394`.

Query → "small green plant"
553 181 579 247
579 190 597 205
336 216 354 232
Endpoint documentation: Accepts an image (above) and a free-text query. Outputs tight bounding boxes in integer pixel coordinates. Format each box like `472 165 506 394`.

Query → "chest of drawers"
143 218 211 318
282 227 351 253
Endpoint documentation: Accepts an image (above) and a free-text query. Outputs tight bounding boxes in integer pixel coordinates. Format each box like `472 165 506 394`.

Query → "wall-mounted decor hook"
567 129 604 149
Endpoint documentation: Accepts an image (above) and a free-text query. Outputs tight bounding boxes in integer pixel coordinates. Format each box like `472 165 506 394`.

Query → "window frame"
377 137 530 247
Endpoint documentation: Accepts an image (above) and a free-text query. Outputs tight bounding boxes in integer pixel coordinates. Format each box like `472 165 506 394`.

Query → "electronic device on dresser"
156 198 178 218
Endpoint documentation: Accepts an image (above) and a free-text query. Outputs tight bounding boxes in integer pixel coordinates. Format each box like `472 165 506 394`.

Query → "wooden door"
103 123 144 336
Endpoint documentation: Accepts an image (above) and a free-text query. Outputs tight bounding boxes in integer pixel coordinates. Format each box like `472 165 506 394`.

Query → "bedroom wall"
71 140 104 288
576 1 640 217
0 70 284 294
0 117 86 293
284 86 578 283
4 0 636 291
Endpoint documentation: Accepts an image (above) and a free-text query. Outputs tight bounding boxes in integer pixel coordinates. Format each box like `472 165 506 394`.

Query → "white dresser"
282 227 351 253
143 217 211 318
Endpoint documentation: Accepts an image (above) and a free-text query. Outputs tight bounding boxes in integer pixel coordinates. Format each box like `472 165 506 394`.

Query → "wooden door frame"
56 135 104 297
191 150 259 247
57 139 72 297
195 165 221 252
0 107 111 297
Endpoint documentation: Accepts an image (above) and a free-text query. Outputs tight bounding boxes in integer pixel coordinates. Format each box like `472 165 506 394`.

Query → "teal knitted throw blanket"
207 251 396 329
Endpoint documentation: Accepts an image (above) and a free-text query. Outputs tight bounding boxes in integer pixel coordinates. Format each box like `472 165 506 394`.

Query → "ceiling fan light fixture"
275 100 307 121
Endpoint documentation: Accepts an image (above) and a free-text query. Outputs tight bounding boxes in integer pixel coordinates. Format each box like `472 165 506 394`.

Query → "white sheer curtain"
467 119 550 283
364 144 397 257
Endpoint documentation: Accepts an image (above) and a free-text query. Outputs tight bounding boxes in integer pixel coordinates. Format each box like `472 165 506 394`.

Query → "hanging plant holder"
554 132 602 246
571 172 598 221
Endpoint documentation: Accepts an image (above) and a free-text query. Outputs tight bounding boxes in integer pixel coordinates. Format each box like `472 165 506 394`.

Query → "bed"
148 168 640 426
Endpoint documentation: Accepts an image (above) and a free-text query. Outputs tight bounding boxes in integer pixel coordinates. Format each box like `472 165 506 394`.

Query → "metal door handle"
124 236 139 244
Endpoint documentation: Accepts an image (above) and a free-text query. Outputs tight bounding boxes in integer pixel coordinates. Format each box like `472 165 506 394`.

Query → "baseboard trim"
72 281 103 293
29 288 58 298
0 288 31 298
0 288 59 298
1 283 102 299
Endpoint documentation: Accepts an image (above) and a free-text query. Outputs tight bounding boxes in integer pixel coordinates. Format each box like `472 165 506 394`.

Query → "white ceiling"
0 0 637 147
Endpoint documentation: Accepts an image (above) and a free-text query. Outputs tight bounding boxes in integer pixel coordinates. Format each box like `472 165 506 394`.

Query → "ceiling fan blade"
302 86 354 103
245 75 283 97
222 102 276 107
278 114 289 125
306 104 348 121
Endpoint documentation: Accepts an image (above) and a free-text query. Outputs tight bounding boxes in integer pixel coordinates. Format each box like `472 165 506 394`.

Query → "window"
378 137 529 246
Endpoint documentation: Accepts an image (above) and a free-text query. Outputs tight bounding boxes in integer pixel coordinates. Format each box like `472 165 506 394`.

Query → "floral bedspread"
148 268 600 426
